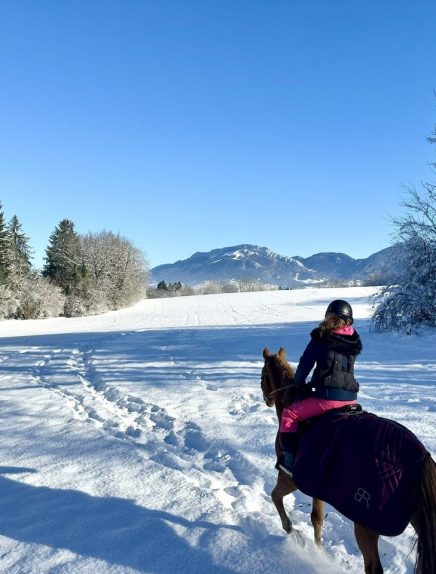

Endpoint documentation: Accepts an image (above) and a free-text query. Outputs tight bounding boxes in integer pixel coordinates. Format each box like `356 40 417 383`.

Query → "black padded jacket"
294 327 362 401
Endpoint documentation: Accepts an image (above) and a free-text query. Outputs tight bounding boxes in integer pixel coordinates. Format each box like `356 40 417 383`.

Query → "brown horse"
261 347 436 574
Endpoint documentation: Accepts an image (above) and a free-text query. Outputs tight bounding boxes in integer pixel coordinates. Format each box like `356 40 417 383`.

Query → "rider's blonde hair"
319 312 350 333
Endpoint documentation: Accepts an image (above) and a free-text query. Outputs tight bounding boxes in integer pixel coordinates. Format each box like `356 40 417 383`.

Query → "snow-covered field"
0 287 434 574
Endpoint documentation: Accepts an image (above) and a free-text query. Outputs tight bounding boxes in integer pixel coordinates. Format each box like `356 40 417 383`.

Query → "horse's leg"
271 472 296 534
311 498 324 546
354 523 383 574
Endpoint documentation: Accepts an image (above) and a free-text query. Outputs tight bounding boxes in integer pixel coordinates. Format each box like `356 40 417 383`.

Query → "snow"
0 286 434 574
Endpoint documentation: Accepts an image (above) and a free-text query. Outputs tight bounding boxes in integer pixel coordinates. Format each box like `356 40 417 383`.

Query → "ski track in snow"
0 287 434 574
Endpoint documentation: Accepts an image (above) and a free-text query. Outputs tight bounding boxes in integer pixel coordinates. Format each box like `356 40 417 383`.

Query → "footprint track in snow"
29 345 270 512
31 347 174 443
30 347 230 479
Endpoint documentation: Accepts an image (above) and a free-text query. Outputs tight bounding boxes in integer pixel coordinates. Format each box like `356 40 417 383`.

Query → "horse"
261 347 436 574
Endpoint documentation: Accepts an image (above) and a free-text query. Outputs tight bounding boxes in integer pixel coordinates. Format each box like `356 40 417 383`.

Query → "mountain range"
150 244 401 288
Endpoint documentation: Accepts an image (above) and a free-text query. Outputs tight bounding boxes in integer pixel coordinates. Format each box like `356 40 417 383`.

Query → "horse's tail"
414 454 436 574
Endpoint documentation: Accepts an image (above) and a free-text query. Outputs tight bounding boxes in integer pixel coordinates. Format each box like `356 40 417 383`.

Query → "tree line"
147 279 272 298
0 207 148 319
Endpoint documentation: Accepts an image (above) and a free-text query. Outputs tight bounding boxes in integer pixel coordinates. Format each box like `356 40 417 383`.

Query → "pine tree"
0 201 12 286
43 219 85 295
7 215 32 286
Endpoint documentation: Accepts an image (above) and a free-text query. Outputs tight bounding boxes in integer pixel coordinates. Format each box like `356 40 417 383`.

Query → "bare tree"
82 231 148 310
372 123 436 332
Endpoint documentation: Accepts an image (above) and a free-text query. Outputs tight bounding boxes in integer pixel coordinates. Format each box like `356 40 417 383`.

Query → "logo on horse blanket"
293 409 428 536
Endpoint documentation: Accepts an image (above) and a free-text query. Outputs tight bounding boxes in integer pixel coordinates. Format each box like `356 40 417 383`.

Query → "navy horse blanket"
293 408 428 536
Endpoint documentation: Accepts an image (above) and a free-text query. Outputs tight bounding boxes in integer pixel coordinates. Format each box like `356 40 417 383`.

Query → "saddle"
293 407 428 536
294 403 362 440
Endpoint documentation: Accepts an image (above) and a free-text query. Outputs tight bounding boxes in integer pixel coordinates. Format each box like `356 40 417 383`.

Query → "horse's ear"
278 347 286 359
263 347 271 358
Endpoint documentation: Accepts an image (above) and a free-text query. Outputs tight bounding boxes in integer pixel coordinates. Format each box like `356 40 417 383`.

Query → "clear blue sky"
1 1 435 270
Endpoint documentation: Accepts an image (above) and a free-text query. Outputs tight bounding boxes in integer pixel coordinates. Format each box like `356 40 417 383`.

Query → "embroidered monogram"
354 488 371 508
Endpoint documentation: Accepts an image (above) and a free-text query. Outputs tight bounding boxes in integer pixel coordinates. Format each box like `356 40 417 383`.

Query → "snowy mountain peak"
151 243 400 287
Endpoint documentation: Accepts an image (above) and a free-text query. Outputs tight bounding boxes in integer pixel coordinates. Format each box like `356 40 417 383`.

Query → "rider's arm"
294 339 318 385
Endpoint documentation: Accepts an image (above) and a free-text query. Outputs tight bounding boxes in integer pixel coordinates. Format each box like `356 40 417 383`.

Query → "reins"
266 383 295 401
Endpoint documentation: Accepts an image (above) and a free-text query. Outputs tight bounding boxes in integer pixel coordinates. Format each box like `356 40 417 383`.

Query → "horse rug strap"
293 410 428 536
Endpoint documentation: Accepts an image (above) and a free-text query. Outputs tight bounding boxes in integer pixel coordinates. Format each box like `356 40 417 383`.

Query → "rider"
277 299 362 478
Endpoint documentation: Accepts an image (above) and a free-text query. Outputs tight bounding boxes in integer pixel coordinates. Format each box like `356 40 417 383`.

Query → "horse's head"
261 347 297 408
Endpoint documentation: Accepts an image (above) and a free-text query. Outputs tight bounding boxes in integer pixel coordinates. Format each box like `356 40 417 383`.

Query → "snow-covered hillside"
0 287 434 574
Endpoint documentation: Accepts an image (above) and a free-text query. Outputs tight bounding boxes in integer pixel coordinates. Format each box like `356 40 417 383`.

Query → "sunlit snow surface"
0 287 434 573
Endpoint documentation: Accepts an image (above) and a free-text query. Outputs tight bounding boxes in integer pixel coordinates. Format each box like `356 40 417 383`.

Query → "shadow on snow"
0 467 240 573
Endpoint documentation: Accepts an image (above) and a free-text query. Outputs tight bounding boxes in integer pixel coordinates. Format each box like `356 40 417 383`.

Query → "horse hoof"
290 529 305 547
282 518 292 534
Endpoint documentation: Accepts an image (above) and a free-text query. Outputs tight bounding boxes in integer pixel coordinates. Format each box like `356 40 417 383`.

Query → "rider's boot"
275 432 299 478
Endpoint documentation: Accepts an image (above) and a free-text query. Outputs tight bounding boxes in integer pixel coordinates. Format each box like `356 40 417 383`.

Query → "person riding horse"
277 299 362 477
261 345 436 574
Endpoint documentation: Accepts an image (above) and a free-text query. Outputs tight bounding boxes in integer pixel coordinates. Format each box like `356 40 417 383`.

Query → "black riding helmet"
326 299 353 324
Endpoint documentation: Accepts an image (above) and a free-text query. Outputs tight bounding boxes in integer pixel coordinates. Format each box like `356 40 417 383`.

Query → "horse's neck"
268 361 294 421
273 374 295 421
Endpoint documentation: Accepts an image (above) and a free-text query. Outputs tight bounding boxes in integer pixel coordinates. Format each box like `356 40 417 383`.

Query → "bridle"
261 361 296 404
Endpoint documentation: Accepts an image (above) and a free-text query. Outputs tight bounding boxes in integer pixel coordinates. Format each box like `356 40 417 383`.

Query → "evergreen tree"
7 215 32 286
372 124 436 332
43 219 85 295
0 201 12 286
